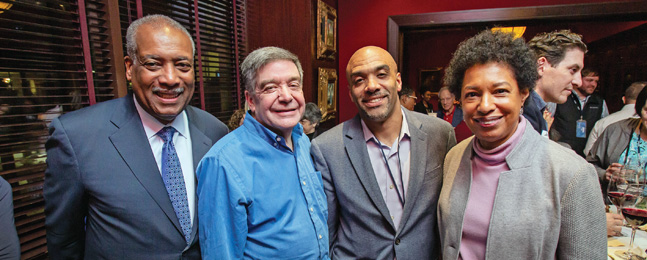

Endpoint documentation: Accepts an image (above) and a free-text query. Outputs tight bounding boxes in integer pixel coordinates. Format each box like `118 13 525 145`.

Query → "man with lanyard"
523 30 587 138
551 68 608 157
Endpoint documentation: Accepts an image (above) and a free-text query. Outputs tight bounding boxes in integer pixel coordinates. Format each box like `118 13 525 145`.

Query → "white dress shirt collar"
133 95 189 140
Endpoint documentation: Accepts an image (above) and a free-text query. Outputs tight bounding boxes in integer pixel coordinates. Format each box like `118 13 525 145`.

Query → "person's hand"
607 212 624 237
606 163 623 181
543 110 554 131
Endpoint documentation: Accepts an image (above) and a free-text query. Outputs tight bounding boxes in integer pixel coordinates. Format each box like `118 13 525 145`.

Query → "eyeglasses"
407 95 417 100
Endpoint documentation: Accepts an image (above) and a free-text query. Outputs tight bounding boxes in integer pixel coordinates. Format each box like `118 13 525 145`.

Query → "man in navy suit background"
44 14 227 259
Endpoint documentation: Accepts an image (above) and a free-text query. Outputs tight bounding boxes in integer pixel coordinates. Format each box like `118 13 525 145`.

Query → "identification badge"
576 119 586 138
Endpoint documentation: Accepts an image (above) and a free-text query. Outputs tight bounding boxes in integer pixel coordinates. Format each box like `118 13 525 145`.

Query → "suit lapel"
343 115 396 229
397 110 427 231
186 106 212 169
108 95 184 236
185 106 212 246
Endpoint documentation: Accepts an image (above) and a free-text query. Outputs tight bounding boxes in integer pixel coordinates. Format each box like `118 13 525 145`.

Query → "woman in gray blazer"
437 30 607 260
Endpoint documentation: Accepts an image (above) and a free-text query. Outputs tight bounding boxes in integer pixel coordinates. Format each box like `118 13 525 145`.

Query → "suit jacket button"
395 238 401 245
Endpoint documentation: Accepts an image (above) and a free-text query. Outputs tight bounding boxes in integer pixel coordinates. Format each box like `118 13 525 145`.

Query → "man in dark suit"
44 14 228 259
310 46 456 259
0 177 20 259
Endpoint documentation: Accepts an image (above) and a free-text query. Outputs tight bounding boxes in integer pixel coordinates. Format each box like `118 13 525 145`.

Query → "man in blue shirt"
196 47 329 260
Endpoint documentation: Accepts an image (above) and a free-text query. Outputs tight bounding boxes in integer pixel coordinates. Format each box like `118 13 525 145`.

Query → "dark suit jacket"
44 94 227 260
310 108 456 259
0 177 20 260
436 107 463 127
522 90 547 134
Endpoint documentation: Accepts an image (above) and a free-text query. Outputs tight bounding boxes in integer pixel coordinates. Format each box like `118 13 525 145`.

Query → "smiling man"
551 68 609 157
196 47 329 260
44 15 228 259
523 30 587 137
310 46 456 259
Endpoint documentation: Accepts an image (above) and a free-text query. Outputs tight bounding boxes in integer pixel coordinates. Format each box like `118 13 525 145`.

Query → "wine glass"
608 158 632 214
616 165 646 259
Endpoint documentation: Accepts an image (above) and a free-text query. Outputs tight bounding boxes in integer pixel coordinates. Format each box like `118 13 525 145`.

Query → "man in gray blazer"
44 15 228 259
310 46 456 259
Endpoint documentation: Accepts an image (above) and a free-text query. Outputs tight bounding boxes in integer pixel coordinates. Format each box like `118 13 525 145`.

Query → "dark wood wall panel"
586 24 647 113
246 0 339 126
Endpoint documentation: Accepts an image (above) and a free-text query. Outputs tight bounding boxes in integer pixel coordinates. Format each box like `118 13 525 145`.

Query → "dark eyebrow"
375 65 390 73
492 81 512 88
349 64 391 79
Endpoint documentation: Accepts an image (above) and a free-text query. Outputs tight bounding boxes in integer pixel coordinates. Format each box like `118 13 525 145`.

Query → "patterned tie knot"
157 127 176 143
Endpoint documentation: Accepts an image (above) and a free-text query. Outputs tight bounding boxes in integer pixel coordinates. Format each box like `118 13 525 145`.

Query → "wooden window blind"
120 0 246 122
1 0 245 258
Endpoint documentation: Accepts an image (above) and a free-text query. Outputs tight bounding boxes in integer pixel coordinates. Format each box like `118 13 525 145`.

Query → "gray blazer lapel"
108 96 184 236
505 121 541 170
343 116 395 229
398 110 427 231
449 139 474 236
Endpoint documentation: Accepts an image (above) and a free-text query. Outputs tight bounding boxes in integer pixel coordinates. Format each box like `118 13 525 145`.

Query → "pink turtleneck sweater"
458 117 527 260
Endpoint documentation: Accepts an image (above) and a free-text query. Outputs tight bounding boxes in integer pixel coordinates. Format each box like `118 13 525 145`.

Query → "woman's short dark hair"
444 30 538 98
634 86 647 117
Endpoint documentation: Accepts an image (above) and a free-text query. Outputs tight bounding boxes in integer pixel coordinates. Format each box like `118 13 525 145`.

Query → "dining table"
608 225 647 260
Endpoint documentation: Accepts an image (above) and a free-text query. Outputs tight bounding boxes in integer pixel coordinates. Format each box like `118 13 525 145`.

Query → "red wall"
337 0 612 123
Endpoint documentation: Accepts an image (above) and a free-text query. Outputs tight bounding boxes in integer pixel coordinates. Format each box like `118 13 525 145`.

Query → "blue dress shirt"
197 111 330 260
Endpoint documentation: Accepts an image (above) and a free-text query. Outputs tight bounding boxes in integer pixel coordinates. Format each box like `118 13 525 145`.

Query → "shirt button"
310 207 314 212
391 215 394 220
302 181 306 185
273 142 278 147
390 185 394 189
276 137 281 142
395 238 401 245
319 235 323 239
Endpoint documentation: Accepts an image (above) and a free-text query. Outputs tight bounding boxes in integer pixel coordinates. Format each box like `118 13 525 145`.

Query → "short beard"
358 98 394 122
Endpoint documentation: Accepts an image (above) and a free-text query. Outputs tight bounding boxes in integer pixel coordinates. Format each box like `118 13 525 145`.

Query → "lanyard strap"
375 138 405 207
571 92 585 118
625 122 645 166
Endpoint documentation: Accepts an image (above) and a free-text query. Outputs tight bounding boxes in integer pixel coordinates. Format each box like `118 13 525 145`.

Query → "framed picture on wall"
317 0 336 59
318 68 337 121
419 67 444 94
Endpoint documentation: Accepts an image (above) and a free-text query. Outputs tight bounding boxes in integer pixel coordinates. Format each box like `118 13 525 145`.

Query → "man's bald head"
346 46 398 86
346 46 402 123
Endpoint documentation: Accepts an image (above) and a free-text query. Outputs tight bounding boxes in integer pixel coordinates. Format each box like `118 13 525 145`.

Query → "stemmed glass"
616 163 647 259
608 158 634 214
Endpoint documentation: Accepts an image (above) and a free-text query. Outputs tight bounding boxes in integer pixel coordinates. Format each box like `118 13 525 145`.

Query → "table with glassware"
606 161 647 259
609 226 647 260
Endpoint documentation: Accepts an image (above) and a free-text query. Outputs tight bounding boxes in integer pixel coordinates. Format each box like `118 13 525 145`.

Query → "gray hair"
398 86 414 98
241 47 303 94
302 102 322 124
126 14 195 63
438 86 453 96
626 81 647 102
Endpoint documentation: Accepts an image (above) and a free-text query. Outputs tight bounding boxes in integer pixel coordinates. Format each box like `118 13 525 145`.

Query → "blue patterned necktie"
157 126 192 243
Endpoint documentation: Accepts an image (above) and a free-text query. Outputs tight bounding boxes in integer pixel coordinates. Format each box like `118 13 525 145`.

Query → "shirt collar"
361 108 410 146
133 95 189 140
242 110 304 149
531 90 547 112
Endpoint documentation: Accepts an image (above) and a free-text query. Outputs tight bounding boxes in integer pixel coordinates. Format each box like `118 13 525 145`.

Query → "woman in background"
437 30 606 259
588 87 647 183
